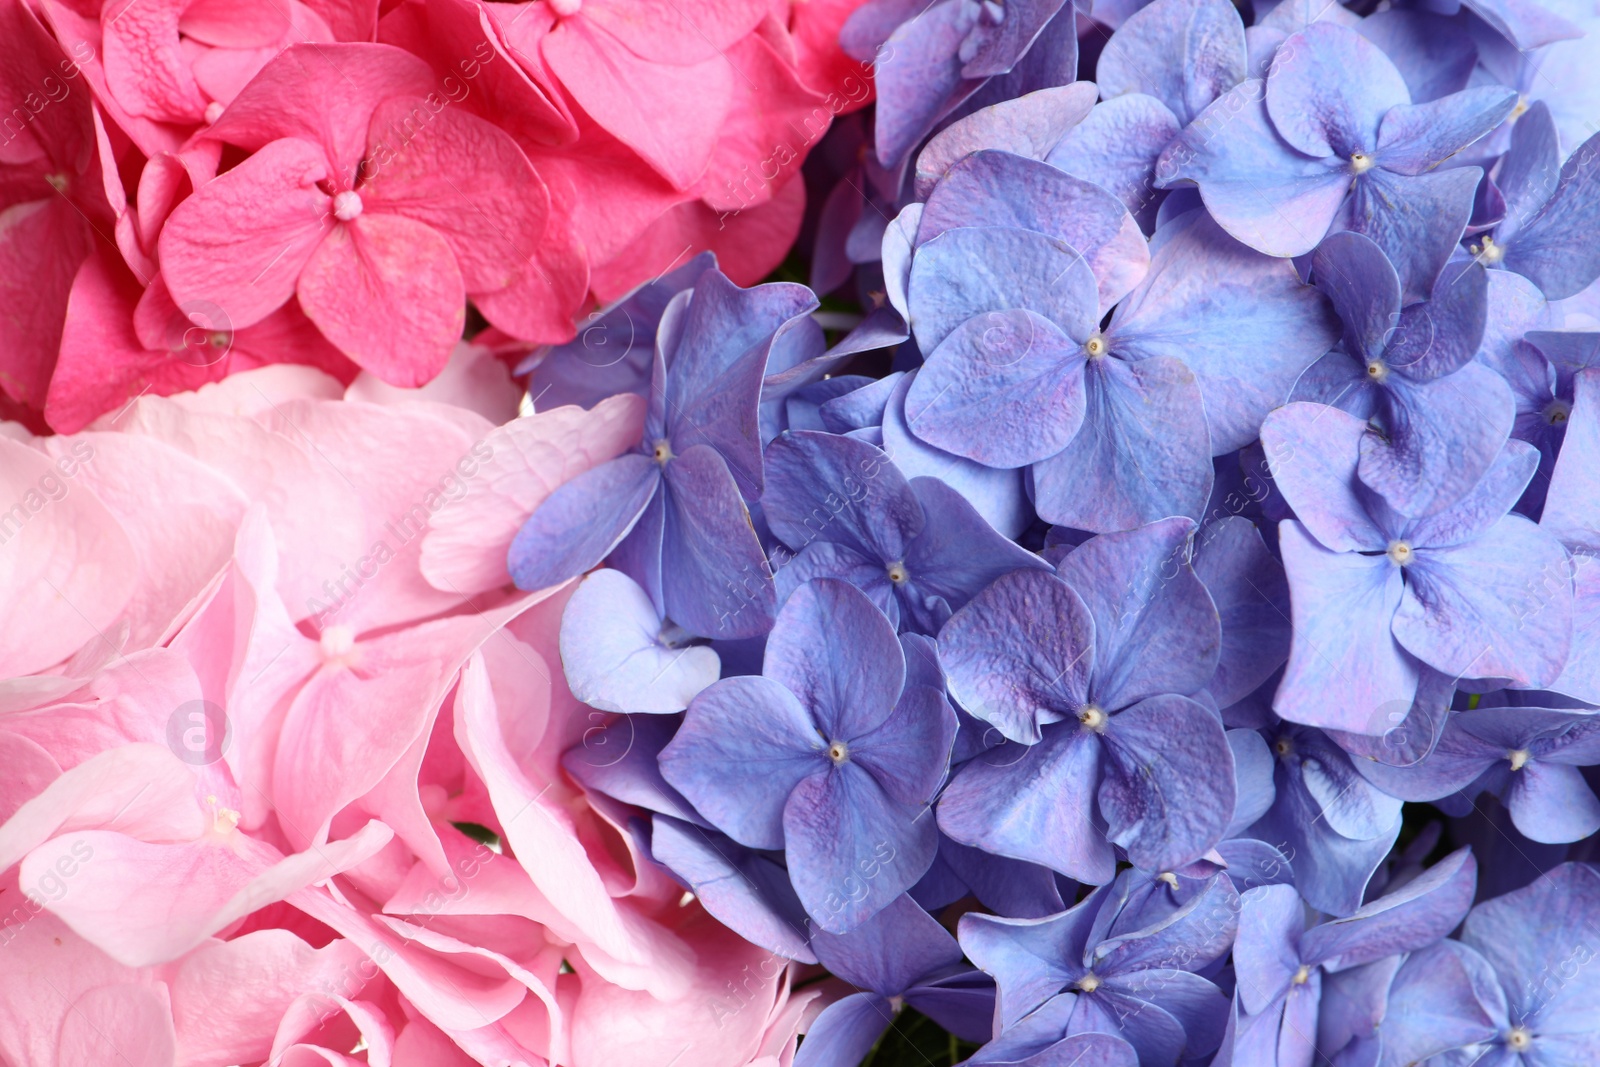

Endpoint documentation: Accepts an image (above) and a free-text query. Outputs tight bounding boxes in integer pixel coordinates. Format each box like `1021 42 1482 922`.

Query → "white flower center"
1079 704 1107 732
827 740 849 765
333 190 364 221
1387 540 1413 566
1349 152 1376 175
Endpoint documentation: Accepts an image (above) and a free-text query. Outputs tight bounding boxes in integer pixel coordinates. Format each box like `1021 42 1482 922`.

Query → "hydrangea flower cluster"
511 0 1600 1063
6 0 1600 1064
0 0 871 434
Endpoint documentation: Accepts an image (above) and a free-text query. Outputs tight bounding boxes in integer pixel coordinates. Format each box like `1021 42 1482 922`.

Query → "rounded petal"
296 212 464 385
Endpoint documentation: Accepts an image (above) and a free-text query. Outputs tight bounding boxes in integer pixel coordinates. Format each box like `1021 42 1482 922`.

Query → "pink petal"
24 819 392 966
452 649 697 994
393 1018 481 1067
344 340 521 424
169 930 373 1067
0 731 59 824
289 884 531 1031
189 3 336 106
0 911 145 1067
57 984 177 1067
543 18 730 190
38 430 249 649
419 392 646 596
590 173 804 299
296 211 463 386
300 0 378 40
567 906 788 1067
695 30 828 212
0 435 137 676
271 994 395 1067
158 136 333 330
112 396 371 620
472 183 590 342
44 250 218 434
206 43 434 178
35 0 186 158
0 744 205 873
180 0 292 47
581 0 769 64
270 592 543 847
102 0 208 123
361 96 548 294
0 197 94 408
404 0 577 148
244 397 479 630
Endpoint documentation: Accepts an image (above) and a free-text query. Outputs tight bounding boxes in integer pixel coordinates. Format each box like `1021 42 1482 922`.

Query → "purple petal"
1378 940 1504 1065
763 430 922 561
938 726 1115 883
811 893 962 995
940 835 1066 920
1092 871 1240 976
1099 696 1236 874
1030 355 1213 533
1400 437 1537 549
1542 368 1600 550
914 82 1100 199
1344 165 1481 304
906 309 1089 467
959 898 1103 1029
508 454 659 591
1265 22 1410 159
1393 514 1574 688
959 0 1069 78
1503 128 1600 300
1354 10 1476 103
1194 517 1292 708
1383 259 1490 382
853 683 957 808
901 476 1050 628
1056 518 1220 708
562 713 707 825
665 270 818 499
938 568 1095 744
1553 551 1600 704
1046 94 1182 226
1494 102 1562 242
650 815 816 963
775 541 899 629
1232 884 1306 1015
871 1 975 167
791 993 894 1067
1300 847 1477 969
1311 230 1402 364
1460 0 1583 50
660 444 775 639
784 760 939 932
1095 0 1246 125
1359 362 1515 521
918 151 1151 311
1259 403 1386 552
1227 731 1278 837
558 569 720 714
659 675 827 850
1275 520 1419 733
907 224 1101 354
1507 759 1600 843
1376 87 1519 176
764 577 905 740
1109 208 1340 453
886 372 1034 538
1157 80 1352 258
1461 863 1600 1036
